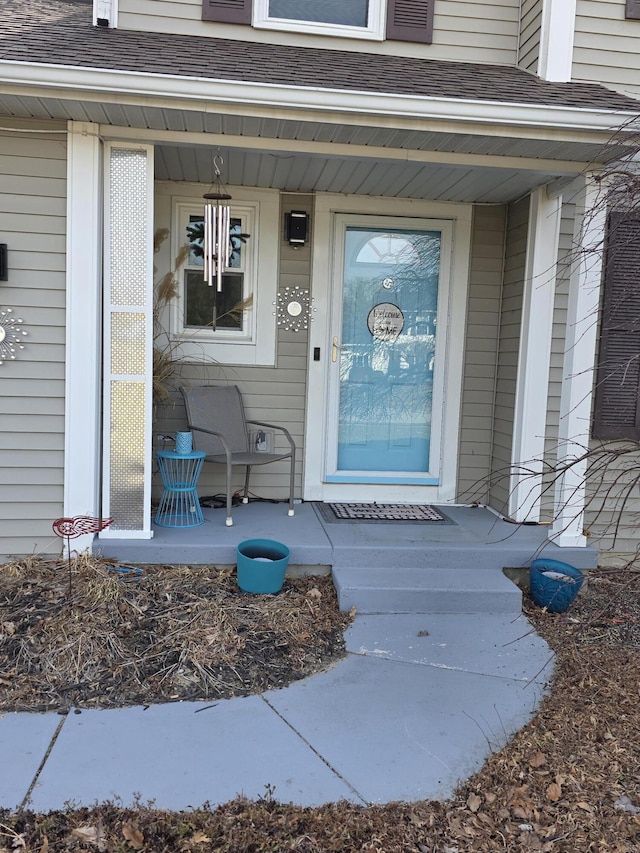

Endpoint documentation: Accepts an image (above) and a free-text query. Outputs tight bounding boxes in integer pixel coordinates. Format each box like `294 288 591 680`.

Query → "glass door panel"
337 227 440 476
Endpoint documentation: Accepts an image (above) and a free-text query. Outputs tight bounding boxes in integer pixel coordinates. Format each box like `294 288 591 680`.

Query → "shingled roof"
2 0 640 114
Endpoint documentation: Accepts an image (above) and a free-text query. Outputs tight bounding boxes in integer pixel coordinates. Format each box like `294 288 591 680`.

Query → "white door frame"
304 194 472 504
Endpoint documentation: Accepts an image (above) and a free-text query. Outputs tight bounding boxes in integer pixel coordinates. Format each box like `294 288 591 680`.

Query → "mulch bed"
0 557 352 713
1 565 640 851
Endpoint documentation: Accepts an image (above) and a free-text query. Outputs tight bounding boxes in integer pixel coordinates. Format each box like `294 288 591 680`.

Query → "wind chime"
202 154 232 330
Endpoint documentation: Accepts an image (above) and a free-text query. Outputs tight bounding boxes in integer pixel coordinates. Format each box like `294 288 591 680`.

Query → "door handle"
332 337 340 363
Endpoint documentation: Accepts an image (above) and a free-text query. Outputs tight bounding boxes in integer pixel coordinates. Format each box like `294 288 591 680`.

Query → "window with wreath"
183 211 251 334
166 189 279 366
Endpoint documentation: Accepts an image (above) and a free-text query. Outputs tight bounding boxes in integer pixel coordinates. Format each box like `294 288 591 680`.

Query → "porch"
63 94 630 561
94 502 597 614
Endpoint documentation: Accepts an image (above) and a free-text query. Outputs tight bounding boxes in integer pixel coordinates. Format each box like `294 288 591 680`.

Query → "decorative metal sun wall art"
0 308 27 364
274 286 315 332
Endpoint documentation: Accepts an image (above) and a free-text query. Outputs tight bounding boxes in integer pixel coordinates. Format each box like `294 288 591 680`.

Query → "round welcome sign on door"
367 302 405 342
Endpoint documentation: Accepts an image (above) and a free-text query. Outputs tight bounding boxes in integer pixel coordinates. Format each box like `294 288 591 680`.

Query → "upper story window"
253 0 385 39
202 0 434 44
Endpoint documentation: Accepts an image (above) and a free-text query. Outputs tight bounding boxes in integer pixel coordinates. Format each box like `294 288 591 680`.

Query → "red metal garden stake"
52 515 114 597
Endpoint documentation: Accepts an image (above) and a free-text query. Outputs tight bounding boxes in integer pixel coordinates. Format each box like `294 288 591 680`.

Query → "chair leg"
225 455 233 526
243 466 251 504
288 448 295 517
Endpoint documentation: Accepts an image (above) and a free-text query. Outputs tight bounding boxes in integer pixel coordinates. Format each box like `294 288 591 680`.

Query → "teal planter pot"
236 539 290 594
530 558 584 613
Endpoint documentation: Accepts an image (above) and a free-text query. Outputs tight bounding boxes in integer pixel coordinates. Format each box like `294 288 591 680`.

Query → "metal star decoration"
0 308 27 364
273 286 314 332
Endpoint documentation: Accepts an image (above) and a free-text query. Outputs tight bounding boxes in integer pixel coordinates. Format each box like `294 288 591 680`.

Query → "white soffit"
0 90 627 166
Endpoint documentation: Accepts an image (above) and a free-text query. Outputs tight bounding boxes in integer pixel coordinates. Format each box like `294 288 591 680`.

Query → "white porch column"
64 121 102 554
509 186 562 522
100 142 155 539
551 175 606 547
537 0 576 82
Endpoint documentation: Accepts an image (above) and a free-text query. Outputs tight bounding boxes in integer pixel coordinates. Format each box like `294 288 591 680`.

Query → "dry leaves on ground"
1 568 640 851
0 556 351 713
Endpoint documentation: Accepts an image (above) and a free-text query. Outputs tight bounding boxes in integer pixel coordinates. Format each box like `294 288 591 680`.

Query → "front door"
304 198 471 505
325 215 451 489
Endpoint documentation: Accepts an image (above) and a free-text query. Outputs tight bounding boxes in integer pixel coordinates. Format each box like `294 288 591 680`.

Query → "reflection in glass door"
337 227 441 476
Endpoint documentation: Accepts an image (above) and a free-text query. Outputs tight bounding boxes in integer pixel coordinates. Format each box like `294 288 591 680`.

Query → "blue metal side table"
155 450 206 528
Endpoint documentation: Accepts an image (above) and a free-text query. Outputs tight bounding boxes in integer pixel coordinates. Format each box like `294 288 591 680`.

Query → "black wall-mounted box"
0 244 7 281
285 211 309 246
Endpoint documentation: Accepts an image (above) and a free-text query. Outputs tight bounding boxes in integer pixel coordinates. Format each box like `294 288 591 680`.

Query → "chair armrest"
246 420 295 451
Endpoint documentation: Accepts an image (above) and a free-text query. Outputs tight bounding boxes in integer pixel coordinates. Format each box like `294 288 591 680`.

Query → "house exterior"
3 0 640 559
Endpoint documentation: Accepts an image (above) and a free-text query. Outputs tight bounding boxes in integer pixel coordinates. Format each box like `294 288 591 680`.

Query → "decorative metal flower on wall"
0 308 27 364
274 286 314 332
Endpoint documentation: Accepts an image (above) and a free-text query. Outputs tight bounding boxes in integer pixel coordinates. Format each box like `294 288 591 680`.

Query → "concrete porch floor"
95 501 598 575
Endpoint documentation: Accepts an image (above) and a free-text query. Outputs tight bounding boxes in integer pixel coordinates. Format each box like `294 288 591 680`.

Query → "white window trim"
159 185 279 367
252 0 386 40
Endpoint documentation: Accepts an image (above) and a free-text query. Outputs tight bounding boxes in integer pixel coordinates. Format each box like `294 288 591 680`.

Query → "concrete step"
332 566 522 615
330 544 598 571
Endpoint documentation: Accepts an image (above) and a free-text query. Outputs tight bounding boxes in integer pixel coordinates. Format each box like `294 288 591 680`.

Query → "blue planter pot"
236 538 290 594
530 558 584 613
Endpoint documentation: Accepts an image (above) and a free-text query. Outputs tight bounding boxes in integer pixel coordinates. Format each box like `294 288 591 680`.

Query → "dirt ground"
1 559 640 852
0 557 351 713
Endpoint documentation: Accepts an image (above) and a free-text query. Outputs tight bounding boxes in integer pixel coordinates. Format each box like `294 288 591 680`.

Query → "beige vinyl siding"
518 0 543 73
489 196 529 514
539 201 575 522
573 0 640 97
583 440 640 556
0 122 67 559
118 0 520 65
153 192 310 503
456 205 505 503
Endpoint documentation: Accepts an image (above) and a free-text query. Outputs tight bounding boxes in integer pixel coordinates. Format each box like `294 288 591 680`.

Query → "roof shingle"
1 0 640 114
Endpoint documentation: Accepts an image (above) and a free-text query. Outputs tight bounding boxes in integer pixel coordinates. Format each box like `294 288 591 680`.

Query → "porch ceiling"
1 93 614 203
154 144 565 204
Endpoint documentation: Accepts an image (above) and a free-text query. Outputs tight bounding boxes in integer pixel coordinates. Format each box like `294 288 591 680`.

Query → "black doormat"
315 502 455 525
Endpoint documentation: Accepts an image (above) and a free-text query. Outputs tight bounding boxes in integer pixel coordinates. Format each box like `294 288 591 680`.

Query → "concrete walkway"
0 612 552 812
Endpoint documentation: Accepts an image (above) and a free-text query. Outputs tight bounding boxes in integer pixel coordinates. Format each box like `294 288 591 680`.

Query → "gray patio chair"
181 384 296 526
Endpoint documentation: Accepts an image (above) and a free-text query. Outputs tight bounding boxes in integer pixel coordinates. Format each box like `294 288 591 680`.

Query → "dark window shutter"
386 0 434 44
593 211 640 440
202 0 252 24
626 0 640 20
